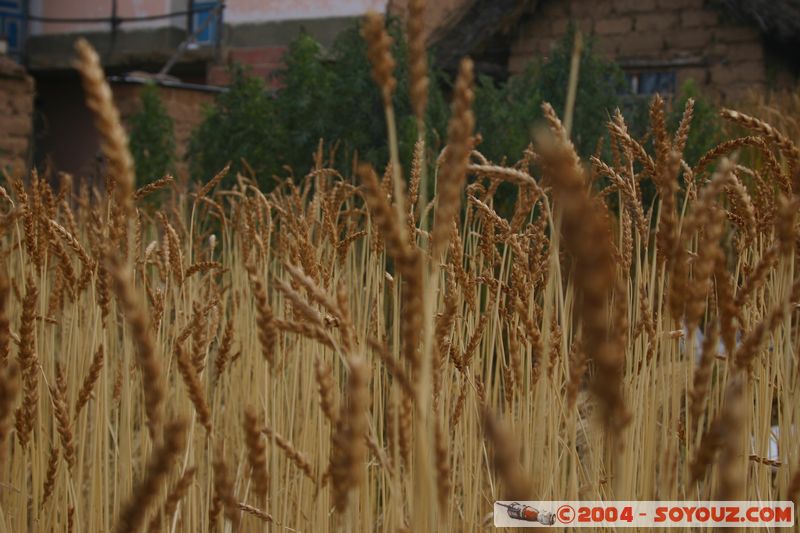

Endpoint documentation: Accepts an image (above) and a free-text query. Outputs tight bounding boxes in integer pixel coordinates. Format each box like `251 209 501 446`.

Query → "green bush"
128 84 176 186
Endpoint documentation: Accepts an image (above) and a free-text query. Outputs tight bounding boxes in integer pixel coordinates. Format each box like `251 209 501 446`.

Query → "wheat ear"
174 341 212 433
115 418 188 533
146 466 196 533
243 405 269 504
110 260 165 441
74 344 104 419
329 357 370 513
431 58 475 256
0 361 19 465
73 38 135 219
14 275 38 448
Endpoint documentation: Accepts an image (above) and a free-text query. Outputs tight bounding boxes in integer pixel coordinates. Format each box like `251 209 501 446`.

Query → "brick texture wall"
113 83 217 178
207 47 288 88
509 0 766 102
0 57 34 177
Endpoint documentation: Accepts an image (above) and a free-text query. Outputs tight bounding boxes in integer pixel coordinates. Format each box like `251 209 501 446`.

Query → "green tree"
538 27 626 158
473 64 543 163
270 34 334 172
473 27 626 164
188 20 448 188
129 84 176 186
188 20 719 196
320 20 447 170
188 66 275 185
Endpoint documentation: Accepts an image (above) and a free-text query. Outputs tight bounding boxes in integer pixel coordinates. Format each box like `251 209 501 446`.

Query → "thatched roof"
717 0 800 46
429 0 538 73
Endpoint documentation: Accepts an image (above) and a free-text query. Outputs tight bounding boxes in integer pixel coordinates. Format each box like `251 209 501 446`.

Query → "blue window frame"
192 2 220 46
0 0 23 55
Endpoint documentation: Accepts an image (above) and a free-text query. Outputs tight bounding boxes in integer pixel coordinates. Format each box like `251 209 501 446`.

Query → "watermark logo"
494 501 795 528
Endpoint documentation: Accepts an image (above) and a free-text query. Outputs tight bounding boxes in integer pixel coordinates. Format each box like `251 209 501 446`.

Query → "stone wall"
508 0 766 102
0 56 34 177
113 82 217 178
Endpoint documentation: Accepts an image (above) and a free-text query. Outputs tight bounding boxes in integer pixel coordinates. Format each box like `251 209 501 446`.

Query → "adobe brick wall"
509 0 766 102
0 57 34 177
113 83 216 178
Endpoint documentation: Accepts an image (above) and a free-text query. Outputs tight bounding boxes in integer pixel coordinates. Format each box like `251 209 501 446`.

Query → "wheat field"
0 8 799 533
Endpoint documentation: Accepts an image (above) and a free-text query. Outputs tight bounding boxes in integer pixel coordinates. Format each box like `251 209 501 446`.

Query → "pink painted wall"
29 0 190 35
224 0 385 23
28 0 387 35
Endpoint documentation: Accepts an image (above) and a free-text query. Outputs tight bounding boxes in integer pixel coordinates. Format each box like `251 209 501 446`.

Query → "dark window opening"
625 70 677 96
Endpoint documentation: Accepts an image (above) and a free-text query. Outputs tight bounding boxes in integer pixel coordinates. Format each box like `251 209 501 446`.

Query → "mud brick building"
0 55 33 176
6 1 388 176
412 0 800 101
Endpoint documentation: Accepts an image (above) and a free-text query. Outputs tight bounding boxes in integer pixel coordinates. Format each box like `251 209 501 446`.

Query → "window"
192 2 221 46
625 70 677 96
0 0 22 56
